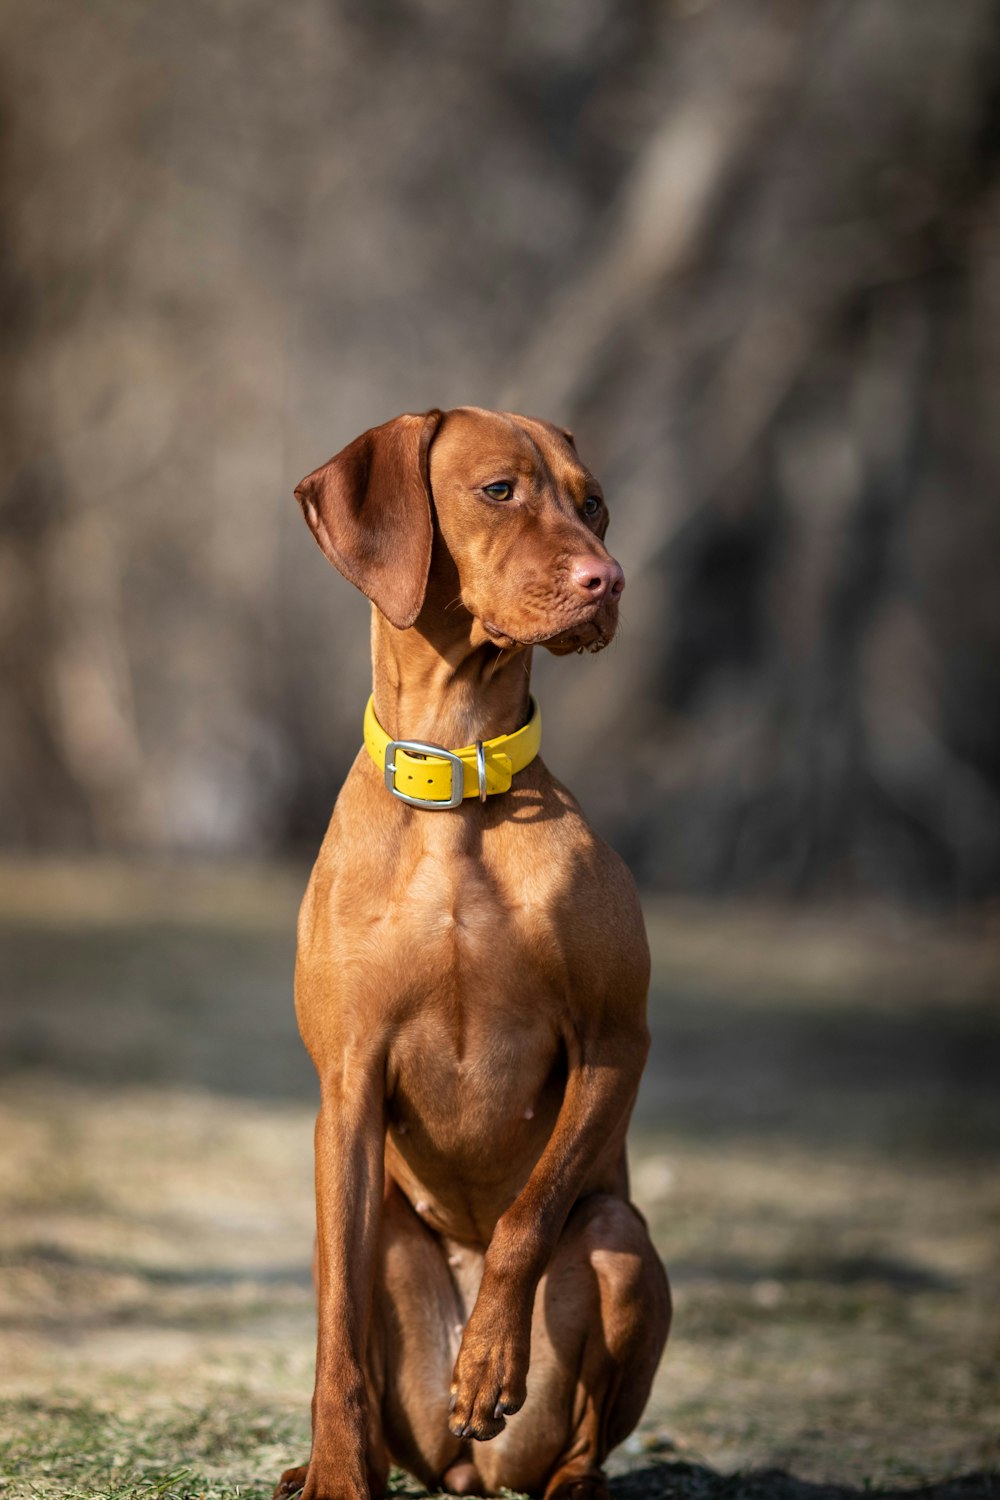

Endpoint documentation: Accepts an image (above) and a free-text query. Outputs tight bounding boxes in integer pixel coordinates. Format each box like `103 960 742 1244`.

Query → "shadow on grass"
610 1460 997 1500
0 1239 313 1288
3 919 999 1157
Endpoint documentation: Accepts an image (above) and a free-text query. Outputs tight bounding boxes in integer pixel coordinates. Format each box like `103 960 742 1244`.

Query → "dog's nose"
568 556 625 602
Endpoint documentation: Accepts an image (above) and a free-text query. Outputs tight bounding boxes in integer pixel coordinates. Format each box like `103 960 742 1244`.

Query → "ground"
0 861 997 1500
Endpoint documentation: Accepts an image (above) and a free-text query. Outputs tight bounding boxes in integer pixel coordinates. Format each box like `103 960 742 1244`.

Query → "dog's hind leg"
474 1193 670 1500
371 1183 485 1496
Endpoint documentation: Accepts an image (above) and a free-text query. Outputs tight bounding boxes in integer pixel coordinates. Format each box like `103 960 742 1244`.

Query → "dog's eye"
482 482 514 502
583 496 602 518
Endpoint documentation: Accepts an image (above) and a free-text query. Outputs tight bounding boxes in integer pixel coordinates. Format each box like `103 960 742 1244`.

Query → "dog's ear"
295 409 443 629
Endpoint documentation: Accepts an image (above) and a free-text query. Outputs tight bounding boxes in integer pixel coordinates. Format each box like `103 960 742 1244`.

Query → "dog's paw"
274 1463 375 1500
273 1466 309 1499
448 1326 528 1442
544 1473 610 1500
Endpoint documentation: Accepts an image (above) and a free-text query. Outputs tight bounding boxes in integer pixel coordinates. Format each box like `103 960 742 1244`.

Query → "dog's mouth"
481 613 614 655
541 619 611 655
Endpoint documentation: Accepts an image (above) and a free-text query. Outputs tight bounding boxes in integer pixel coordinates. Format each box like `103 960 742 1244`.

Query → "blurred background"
4 0 1000 897
0 3 998 1498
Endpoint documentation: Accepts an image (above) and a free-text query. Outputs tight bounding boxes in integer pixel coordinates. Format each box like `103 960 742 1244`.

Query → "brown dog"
276 408 670 1500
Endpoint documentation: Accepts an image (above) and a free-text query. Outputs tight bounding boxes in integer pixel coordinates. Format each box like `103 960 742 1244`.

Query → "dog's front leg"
448 1024 649 1443
300 1057 386 1500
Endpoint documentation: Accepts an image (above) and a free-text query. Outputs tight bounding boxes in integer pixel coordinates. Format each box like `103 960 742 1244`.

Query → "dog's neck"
370 604 532 750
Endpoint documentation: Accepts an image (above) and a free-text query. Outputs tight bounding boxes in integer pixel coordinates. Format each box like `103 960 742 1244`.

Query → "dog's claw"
449 1323 528 1445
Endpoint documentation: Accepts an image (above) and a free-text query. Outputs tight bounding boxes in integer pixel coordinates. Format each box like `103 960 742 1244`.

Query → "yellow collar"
363 695 541 809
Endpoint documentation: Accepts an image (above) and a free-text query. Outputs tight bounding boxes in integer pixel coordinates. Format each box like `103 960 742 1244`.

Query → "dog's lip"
482 592 618 646
481 621 520 648
482 613 613 652
544 621 611 654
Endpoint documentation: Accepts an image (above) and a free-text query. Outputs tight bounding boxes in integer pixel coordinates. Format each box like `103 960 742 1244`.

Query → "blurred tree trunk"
524 0 1000 901
1 0 998 900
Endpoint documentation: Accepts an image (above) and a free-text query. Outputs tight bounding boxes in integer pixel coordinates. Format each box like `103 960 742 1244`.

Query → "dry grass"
0 861 997 1499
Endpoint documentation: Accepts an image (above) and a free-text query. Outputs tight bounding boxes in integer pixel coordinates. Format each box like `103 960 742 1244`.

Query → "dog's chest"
378 849 571 1162
378 841 574 996
383 980 566 1236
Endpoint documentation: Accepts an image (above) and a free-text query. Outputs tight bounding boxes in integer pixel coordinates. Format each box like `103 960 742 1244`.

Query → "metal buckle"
475 741 487 803
384 738 465 810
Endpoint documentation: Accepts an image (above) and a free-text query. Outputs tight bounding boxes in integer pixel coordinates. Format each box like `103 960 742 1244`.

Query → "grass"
0 1396 306 1499
0 861 998 1500
2 1397 997 1500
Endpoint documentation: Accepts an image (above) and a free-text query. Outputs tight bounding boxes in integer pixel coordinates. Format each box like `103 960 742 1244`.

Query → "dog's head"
294 406 624 654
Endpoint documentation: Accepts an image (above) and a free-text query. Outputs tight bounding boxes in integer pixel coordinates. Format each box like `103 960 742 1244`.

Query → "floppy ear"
294 409 443 629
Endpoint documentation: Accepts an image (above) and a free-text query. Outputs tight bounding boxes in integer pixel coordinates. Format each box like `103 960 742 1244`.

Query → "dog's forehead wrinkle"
511 422 595 508
436 433 548 485
441 408 585 491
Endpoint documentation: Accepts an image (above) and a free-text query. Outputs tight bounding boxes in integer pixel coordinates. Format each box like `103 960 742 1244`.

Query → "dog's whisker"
488 647 508 684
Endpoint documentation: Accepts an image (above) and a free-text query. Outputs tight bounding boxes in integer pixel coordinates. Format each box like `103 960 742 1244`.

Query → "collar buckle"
475 741 488 803
384 738 465 810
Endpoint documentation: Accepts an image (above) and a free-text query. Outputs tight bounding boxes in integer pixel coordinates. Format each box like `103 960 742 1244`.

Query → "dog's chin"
542 621 612 656
480 614 616 656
